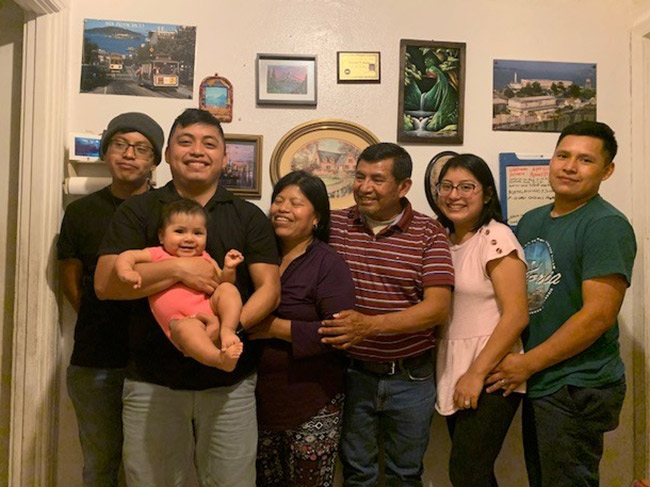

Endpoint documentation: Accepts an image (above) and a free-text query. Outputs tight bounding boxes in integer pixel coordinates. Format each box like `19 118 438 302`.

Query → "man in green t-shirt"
486 121 636 487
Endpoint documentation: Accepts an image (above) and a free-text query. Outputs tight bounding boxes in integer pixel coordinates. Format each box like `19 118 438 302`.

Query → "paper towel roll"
63 177 112 195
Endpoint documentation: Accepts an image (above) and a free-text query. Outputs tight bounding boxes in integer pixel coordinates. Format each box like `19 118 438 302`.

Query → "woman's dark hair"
432 153 504 233
159 198 208 232
271 170 330 243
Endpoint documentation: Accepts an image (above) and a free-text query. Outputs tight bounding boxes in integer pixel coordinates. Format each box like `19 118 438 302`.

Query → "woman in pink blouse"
432 154 529 487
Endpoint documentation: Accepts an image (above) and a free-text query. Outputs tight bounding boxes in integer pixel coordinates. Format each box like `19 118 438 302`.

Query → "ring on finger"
464 400 470 407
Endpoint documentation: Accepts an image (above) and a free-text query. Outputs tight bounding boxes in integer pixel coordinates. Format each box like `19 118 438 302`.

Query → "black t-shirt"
57 186 132 368
99 182 280 390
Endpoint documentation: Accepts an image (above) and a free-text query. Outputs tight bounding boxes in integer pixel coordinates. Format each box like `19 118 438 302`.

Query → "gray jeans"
522 376 626 487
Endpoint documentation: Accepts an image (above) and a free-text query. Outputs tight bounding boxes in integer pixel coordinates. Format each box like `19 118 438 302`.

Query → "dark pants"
445 390 522 487
522 377 626 487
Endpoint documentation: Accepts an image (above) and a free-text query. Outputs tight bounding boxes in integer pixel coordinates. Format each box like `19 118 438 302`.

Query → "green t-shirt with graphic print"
515 195 636 398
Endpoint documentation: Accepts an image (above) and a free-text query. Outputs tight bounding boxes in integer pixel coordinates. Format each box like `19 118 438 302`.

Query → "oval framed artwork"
424 150 458 211
270 119 379 210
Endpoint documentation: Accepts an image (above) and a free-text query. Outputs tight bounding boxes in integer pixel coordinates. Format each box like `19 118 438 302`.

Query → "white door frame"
631 9 650 481
9 1 68 486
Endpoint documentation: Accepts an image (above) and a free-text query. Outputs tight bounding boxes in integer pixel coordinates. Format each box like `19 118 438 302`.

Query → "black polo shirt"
99 182 279 390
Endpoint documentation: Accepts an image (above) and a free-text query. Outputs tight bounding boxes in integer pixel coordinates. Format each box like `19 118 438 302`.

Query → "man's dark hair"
556 121 617 164
432 153 504 233
357 142 413 181
168 108 226 149
159 198 208 232
271 170 330 243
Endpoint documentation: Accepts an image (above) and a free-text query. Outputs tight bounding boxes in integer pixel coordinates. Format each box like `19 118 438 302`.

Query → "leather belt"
350 350 432 376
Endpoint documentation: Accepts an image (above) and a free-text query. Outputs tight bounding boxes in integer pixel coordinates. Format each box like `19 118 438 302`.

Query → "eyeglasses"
435 181 480 197
108 139 154 159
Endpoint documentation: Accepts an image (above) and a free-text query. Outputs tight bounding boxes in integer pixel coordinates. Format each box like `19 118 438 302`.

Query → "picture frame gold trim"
424 150 458 211
222 134 262 199
199 73 233 122
270 119 379 209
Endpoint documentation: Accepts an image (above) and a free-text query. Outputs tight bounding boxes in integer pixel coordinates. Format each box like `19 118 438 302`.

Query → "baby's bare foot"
220 342 244 372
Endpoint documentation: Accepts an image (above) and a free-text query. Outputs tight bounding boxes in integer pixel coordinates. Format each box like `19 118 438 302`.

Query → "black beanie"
100 112 164 165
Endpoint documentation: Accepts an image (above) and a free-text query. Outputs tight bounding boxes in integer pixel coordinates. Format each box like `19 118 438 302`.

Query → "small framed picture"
69 132 102 162
256 54 317 106
337 51 381 83
221 134 263 199
199 73 233 123
424 151 458 211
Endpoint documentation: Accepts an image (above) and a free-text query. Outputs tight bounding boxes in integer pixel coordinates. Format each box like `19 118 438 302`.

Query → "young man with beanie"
486 121 637 486
57 112 164 487
95 109 280 486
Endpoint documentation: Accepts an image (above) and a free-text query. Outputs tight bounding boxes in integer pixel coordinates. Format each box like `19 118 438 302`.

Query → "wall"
0 1 23 483
61 0 642 485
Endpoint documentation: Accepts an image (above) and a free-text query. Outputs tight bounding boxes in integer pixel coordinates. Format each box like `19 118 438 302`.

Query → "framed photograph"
69 132 102 162
221 134 263 199
199 73 233 123
398 39 466 144
270 119 379 209
337 51 381 83
493 59 597 133
256 54 317 106
424 151 458 211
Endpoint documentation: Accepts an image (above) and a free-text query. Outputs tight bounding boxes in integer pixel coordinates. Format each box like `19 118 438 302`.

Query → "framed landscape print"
398 39 466 144
256 54 317 106
221 134 262 199
270 119 379 209
199 73 233 122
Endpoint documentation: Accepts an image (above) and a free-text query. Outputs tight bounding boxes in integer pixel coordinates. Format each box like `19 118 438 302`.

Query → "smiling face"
158 212 207 258
549 135 614 213
104 131 156 186
270 184 318 248
353 158 411 221
165 122 227 191
436 167 486 232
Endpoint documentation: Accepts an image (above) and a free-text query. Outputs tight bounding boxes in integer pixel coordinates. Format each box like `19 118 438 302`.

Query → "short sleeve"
422 220 454 288
483 221 526 266
241 204 279 265
582 215 636 285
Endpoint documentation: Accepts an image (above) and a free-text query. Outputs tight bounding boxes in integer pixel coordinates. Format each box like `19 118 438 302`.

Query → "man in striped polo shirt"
320 142 454 486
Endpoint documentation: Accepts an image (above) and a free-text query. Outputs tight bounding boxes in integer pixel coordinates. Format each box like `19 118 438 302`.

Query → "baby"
115 198 244 371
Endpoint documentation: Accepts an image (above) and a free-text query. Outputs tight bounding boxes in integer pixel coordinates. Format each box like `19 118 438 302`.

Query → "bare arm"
319 285 452 349
453 253 528 409
95 253 219 300
238 262 281 330
220 249 245 285
247 315 292 342
486 274 628 395
60 258 83 312
115 249 153 288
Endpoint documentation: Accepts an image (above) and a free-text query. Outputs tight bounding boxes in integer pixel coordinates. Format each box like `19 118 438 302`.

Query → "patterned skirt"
256 394 344 487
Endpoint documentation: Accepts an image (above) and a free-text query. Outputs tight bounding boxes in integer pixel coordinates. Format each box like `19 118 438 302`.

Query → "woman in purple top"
249 171 355 487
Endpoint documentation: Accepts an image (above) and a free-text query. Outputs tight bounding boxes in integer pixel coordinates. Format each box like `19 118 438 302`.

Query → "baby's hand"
224 249 244 270
220 328 241 351
117 270 142 289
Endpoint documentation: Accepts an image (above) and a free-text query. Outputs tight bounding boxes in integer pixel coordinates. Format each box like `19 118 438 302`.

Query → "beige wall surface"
53 0 645 485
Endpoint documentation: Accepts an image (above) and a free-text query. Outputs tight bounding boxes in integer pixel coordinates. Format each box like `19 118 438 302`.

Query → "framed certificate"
337 51 381 83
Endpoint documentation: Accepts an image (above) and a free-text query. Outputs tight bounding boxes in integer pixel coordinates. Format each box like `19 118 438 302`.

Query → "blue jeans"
522 377 626 487
66 365 125 487
122 373 257 487
340 356 435 487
